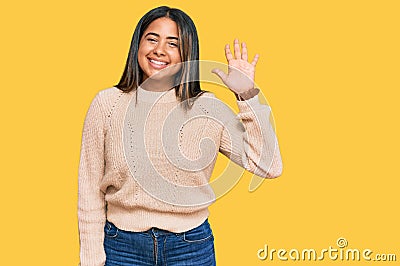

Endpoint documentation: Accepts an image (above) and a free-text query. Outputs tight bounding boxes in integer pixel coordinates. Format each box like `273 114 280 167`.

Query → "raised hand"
212 39 259 95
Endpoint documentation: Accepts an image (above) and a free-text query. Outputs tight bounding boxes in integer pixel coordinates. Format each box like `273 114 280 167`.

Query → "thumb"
211 68 227 83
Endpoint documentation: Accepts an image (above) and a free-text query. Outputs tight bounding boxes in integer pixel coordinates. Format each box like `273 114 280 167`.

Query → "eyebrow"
144 32 179 41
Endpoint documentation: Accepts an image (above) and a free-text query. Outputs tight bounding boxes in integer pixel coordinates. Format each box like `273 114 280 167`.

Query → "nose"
152 43 166 56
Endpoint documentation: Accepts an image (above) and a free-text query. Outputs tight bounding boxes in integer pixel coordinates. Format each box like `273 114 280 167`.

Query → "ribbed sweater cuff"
237 94 270 113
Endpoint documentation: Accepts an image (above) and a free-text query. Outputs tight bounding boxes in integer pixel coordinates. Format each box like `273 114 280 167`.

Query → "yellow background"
1 0 399 265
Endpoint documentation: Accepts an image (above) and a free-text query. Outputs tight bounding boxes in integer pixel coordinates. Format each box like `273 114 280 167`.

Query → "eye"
169 42 178 47
147 38 157 43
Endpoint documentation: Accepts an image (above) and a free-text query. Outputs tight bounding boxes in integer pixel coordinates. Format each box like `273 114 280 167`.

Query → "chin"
150 65 181 80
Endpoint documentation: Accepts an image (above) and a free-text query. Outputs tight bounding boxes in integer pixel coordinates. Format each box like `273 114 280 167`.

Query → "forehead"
144 17 179 37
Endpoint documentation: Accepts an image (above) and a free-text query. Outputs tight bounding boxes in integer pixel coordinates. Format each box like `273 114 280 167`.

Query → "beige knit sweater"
78 86 282 266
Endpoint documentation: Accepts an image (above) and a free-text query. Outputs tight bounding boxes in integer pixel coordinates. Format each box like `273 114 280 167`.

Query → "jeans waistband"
105 218 209 238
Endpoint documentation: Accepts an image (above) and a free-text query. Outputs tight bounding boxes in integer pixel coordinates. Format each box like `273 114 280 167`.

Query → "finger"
225 44 234 62
251 53 260 66
234 39 241 60
241 42 248 61
211 68 228 83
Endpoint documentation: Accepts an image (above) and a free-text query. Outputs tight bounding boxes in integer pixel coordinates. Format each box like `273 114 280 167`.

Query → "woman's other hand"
212 39 259 97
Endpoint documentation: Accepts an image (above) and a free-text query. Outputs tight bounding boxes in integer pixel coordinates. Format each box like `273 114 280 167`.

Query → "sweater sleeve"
77 92 107 266
219 94 283 178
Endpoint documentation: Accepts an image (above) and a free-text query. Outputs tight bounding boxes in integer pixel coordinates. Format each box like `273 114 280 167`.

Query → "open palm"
212 39 259 95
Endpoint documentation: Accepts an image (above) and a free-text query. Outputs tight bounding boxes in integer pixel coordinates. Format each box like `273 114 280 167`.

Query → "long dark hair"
115 6 203 107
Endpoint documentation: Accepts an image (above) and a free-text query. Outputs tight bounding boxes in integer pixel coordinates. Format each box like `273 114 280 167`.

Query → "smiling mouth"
148 58 169 67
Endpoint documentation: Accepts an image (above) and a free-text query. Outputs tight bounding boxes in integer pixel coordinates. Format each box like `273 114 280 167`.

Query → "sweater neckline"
137 86 178 103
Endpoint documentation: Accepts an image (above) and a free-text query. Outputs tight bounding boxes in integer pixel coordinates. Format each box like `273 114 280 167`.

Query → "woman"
78 6 282 266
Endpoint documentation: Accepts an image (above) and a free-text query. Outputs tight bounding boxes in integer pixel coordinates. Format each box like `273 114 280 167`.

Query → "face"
138 17 182 85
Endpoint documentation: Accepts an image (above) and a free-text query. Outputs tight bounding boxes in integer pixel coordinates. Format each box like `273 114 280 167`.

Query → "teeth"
150 59 167 65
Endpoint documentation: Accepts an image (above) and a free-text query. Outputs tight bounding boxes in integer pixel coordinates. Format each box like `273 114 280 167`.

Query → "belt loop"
151 227 157 237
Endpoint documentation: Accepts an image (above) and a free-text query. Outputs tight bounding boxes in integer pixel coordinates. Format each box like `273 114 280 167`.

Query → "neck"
140 77 175 92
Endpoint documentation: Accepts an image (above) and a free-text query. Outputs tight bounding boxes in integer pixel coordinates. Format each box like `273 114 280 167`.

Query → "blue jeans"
104 219 216 266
